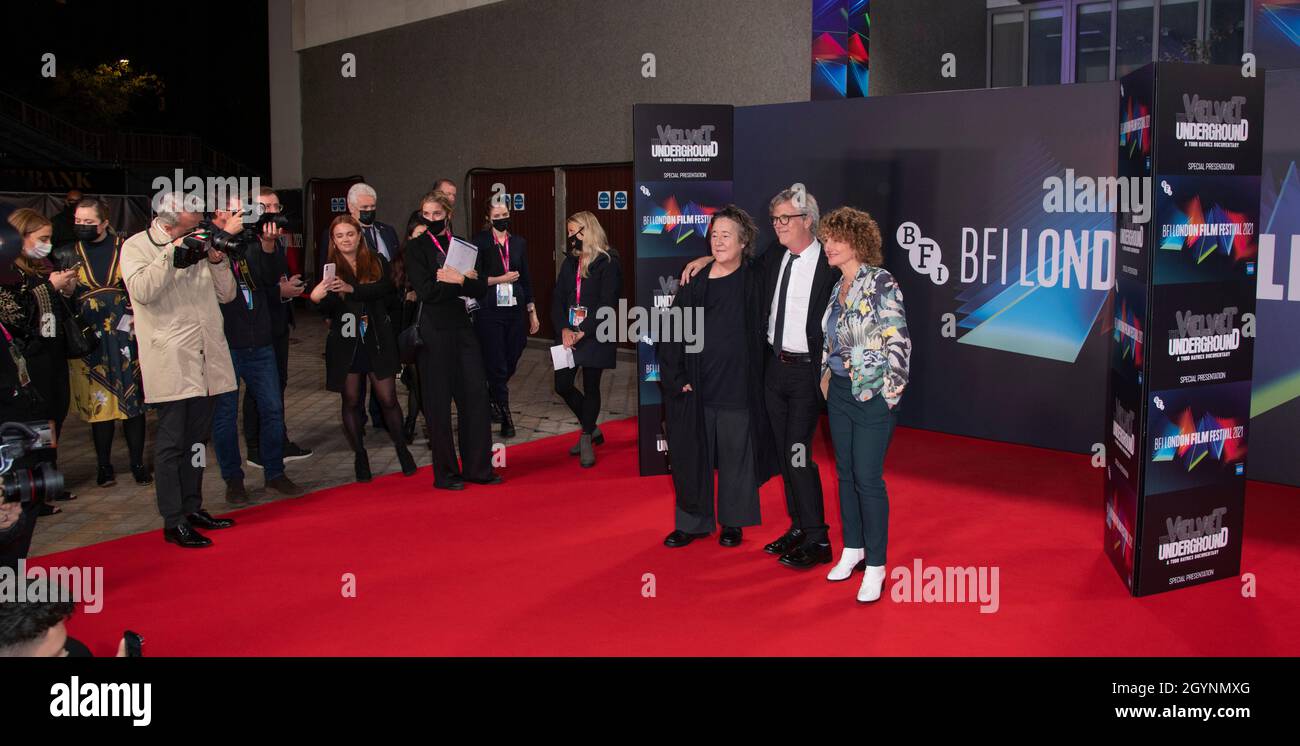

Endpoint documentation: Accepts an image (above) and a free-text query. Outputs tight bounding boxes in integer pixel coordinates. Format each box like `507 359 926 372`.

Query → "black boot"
489 400 503 424
499 397 516 438
397 445 418 476
354 450 372 483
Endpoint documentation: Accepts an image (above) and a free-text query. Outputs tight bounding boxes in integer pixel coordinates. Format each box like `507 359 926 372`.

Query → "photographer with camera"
120 192 240 549
209 193 303 504
242 187 311 470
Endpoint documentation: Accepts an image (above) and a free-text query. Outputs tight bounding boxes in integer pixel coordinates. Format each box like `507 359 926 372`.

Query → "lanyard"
495 234 510 271
574 260 584 306
0 321 12 343
430 232 447 257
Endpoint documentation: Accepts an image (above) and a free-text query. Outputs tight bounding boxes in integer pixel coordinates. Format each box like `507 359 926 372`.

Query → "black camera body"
0 421 63 505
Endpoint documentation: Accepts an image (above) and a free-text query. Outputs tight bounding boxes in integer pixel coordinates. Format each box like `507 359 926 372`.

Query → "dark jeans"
764 356 828 544
244 330 290 451
675 406 761 533
475 311 527 403
554 367 604 433
153 395 215 529
213 346 285 482
826 375 896 566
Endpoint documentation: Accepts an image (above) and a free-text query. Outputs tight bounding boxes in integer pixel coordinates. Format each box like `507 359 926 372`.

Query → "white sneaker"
857 565 888 603
826 547 866 581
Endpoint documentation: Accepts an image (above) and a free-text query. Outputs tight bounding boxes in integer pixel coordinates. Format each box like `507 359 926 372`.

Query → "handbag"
58 294 99 359
397 300 424 365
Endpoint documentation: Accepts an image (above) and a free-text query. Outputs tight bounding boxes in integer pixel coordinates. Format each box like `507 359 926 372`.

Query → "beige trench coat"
119 223 238 404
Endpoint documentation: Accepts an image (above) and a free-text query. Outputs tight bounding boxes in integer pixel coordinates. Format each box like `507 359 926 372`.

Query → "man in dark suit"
680 186 837 568
342 182 402 434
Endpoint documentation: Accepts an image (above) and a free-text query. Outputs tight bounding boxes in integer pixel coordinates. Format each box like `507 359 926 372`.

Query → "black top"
316 254 401 392
699 269 747 409
260 237 294 336
80 233 117 283
550 250 622 370
219 249 280 350
404 230 488 331
471 230 535 314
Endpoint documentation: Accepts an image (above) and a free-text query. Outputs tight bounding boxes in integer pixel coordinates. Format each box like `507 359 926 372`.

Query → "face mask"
567 234 583 255
423 217 447 235
491 218 510 232
28 241 53 259
74 225 99 242
358 210 376 226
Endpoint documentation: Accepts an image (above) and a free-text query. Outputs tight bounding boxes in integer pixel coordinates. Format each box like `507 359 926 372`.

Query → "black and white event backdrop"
634 69 1300 491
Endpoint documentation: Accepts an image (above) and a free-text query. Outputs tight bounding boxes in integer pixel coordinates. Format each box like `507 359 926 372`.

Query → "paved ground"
29 316 636 555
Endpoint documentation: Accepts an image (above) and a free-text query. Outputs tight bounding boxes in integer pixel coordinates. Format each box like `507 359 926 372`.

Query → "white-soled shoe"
857 565 888 603
826 548 866 581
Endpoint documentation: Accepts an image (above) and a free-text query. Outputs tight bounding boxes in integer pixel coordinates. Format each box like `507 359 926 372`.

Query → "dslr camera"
1 421 63 506
173 206 290 269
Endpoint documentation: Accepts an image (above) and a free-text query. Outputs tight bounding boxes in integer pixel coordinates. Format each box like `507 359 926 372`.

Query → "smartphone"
123 630 143 657
322 263 336 284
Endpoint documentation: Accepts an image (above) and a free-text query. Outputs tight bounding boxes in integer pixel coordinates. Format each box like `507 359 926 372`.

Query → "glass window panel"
1076 2 1113 82
1207 0 1246 65
1116 0 1155 77
991 12 1025 87
1028 8 1063 85
1159 0 1200 62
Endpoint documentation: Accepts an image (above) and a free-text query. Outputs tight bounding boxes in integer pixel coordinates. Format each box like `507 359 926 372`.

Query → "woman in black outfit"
310 214 416 482
0 208 79 512
552 211 622 468
403 191 501 490
472 200 539 438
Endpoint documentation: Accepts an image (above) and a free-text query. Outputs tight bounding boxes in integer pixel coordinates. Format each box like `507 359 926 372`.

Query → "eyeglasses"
771 214 806 226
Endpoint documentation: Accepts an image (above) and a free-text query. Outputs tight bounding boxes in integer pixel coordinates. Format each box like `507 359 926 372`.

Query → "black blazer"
316 254 401 392
758 239 836 356
551 250 622 369
404 230 488 332
657 260 777 512
471 230 535 314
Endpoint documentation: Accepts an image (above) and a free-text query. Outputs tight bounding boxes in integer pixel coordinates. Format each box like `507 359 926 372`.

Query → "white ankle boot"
827 548 866 581
857 565 887 603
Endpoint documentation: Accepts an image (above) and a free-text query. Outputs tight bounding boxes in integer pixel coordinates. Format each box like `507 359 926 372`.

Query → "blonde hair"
7 208 54 277
420 191 455 221
567 211 610 278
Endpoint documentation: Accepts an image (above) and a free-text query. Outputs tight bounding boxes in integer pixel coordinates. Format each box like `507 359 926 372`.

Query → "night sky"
3 0 272 174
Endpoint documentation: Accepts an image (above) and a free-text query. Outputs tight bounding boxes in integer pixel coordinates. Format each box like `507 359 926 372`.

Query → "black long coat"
317 254 401 392
657 259 777 513
551 250 622 369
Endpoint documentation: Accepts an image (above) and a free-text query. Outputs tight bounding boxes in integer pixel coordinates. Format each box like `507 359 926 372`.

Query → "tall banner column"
632 104 734 476
1105 63 1265 596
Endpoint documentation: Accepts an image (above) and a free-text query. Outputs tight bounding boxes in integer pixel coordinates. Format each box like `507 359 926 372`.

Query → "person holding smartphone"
310 215 415 482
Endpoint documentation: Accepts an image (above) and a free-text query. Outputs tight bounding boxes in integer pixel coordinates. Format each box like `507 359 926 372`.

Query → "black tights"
341 373 405 452
91 415 146 468
554 367 604 433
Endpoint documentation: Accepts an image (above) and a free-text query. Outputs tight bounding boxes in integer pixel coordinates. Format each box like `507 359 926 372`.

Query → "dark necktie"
772 252 798 354
365 227 380 256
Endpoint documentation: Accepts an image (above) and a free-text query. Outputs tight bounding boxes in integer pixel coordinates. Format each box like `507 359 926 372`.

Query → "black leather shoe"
465 472 503 485
663 530 710 548
131 464 153 486
779 541 833 569
434 478 465 491
96 465 116 488
163 524 212 548
764 528 806 556
719 527 743 547
189 510 235 530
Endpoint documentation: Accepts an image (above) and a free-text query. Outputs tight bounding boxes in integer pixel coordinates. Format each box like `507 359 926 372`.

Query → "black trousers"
419 326 494 483
675 406 761 533
474 311 527 404
154 395 215 529
764 355 828 543
244 330 290 450
554 367 604 433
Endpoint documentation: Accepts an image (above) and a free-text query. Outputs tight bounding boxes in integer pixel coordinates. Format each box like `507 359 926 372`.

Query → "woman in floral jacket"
817 206 911 604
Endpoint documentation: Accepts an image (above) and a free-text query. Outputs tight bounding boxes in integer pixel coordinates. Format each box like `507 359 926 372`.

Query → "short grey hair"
154 191 204 228
347 182 378 208
769 186 820 230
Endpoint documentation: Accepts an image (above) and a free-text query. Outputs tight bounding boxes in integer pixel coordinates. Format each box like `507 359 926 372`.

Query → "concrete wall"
870 0 987 96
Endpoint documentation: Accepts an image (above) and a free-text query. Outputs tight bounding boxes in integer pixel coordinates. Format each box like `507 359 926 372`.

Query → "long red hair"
327 214 381 285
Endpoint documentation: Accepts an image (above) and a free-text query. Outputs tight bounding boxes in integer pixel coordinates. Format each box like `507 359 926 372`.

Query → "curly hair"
706 204 759 257
818 206 883 266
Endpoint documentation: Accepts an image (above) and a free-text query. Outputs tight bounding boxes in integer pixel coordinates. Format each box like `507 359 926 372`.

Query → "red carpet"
34 418 1300 656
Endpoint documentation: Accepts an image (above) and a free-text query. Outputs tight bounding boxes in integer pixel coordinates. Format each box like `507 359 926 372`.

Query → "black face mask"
358 210 376 226
491 218 510 232
566 234 583 255
423 217 447 235
74 225 100 242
